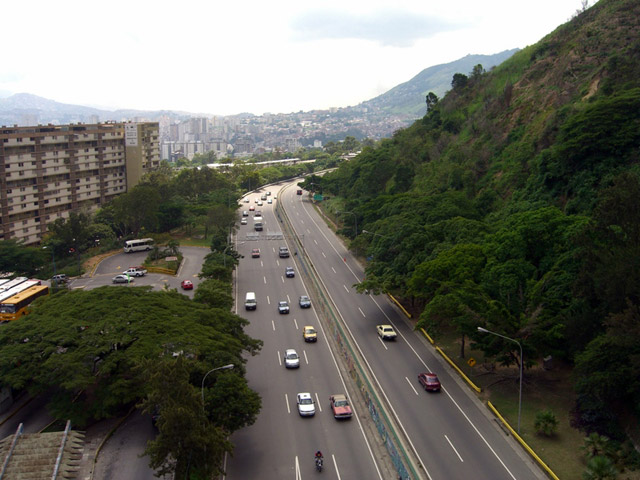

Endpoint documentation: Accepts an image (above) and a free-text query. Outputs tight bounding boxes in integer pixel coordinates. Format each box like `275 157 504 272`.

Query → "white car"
112 274 133 284
267 198 273 204
296 393 315 416
123 266 147 277
278 301 290 314
376 324 397 340
240 218 247 225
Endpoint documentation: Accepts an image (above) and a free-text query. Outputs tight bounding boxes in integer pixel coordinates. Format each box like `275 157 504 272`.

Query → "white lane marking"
321 252 326 258
358 307 365 317
304 350 309 364
287 294 291 303
343 284 349 292
314 392 322 412
267 295 270 304
271 320 275 331
332 454 341 480
332 267 337 273
307 229 311 234
314 239 318 245
281 276 284 283
276 259 280 266
377 337 388 350
406 377 419 395
294 318 299 329
295 456 301 479
260 260 264 267
445 435 464 462
263 276 267 284
285 393 290 414
278 351 282 366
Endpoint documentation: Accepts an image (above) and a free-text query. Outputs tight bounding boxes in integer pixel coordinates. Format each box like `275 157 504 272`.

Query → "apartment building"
0 121 160 245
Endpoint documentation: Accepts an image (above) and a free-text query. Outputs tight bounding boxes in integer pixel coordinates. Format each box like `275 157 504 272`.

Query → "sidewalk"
76 417 121 480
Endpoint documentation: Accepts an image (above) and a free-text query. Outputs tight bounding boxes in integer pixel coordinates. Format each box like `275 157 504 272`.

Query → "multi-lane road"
226 180 545 479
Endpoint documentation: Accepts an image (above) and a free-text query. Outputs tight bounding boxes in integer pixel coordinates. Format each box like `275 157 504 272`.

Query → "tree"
425 92 439 113
582 456 618 480
46 211 93 253
471 64 485 80
451 73 468 90
534 409 559 436
582 433 612 459
0 240 47 276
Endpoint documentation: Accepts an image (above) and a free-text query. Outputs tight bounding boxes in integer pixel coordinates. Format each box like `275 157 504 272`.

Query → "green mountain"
360 49 519 116
311 0 640 444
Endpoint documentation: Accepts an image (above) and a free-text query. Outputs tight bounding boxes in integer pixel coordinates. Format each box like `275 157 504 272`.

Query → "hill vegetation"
306 0 640 453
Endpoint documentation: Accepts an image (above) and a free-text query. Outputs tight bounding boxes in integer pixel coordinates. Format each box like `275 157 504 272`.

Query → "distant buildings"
0 122 160 245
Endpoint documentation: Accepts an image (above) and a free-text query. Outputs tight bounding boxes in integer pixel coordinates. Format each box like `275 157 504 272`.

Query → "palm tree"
583 455 618 480
582 432 611 458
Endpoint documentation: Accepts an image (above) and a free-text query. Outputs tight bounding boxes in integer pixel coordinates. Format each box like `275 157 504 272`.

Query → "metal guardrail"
276 189 423 480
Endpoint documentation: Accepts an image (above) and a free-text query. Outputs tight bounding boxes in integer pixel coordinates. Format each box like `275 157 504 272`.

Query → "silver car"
297 393 315 416
284 349 300 368
112 274 132 284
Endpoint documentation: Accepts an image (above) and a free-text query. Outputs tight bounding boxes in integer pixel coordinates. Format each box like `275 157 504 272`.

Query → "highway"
225 188 385 479
227 180 545 480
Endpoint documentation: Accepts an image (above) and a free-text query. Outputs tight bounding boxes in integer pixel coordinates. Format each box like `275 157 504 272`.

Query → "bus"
0 277 28 292
0 280 40 303
123 238 154 253
0 285 50 322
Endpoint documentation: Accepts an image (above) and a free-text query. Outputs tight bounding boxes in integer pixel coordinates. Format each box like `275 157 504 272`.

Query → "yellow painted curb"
435 346 482 393
420 328 435 345
487 402 560 480
387 293 412 318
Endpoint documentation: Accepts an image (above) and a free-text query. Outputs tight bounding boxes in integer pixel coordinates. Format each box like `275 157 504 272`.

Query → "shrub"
534 409 559 436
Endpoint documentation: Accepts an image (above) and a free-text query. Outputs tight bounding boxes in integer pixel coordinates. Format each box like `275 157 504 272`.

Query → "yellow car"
303 326 317 342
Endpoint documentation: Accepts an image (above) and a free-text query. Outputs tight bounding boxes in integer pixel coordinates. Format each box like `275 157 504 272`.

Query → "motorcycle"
315 457 323 472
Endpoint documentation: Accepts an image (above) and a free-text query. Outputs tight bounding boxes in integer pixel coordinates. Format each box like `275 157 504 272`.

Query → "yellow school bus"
0 285 50 322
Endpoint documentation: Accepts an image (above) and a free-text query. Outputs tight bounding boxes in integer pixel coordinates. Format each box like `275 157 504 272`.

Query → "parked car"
112 274 133 284
329 394 353 419
123 266 147 277
251 248 260 258
278 301 290 314
297 393 315 416
285 267 295 278
284 349 300 369
418 372 441 392
181 280 193 290
302 326 317 342
376 324 397 340
51 274 68 284
299 295 311 308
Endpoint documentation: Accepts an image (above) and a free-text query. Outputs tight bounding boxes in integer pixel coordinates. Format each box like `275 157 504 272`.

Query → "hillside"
359 49 518 117
312 0 640 455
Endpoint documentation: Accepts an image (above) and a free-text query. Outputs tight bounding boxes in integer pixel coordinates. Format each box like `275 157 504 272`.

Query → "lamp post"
43 245 56 279
362 229 387 239
477 326 523 434
201 364 234 409
337 211 357 237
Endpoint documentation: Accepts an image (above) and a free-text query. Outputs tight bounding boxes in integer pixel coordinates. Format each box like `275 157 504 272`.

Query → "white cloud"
0 0 589 116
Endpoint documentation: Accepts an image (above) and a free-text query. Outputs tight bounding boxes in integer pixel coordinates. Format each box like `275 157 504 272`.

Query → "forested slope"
314 0 640 438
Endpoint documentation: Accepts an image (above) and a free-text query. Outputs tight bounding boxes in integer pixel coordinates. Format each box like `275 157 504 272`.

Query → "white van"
245 292 257 310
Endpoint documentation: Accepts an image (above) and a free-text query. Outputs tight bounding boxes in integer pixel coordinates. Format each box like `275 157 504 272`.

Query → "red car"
329 394 353 419
181 280 194 290
418 372 441 392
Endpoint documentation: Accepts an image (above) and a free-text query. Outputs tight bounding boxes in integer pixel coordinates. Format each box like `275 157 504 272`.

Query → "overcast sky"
1 0 588 116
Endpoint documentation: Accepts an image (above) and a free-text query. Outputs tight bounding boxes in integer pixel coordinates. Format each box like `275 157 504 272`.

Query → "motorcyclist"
315 451 323 471
315 451 323 459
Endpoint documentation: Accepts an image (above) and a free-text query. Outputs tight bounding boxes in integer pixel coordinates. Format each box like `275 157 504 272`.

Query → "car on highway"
279 246 290 258
285 267 295 278
261 194 267 200
284 349 300 368
257 201 263 206
240 218 247 225
251 248 260 258
376 324 397 340
302 326 317 342
181 280 193 290
329 394 353 419
418 372 441 392
112 274 133 284
267 191 271 196
297 393 315 416
268 198 273 204
242 210 249 216
249 205 255 211
51 274 68 284
254 211 262 217
297 189 303 195
243 198 250 203
299 295 311 308
123 266 147 277
278 301 290 314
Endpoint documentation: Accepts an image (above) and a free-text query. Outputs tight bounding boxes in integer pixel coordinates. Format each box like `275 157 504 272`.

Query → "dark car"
299 295 311 308
418 372 441 392
285 267 295 278
278 301 290 314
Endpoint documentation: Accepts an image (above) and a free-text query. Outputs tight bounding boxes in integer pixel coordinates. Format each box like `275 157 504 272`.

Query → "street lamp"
201 364 235 408
477 327 523 434
362 229 387 239
337 211 357 237
42 245 57 279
